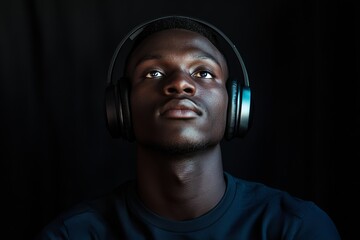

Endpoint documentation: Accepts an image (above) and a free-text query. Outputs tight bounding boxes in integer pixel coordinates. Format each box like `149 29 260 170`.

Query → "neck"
136 144 226 221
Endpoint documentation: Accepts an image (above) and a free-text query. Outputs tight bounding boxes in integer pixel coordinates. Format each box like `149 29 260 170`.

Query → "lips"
159 99 202 119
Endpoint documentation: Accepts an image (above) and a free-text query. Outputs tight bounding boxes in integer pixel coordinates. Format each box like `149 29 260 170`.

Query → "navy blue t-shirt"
36 172 341 239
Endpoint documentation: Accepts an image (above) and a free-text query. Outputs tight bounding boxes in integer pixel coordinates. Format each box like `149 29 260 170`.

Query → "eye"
145 70 164 79
192 70 214 79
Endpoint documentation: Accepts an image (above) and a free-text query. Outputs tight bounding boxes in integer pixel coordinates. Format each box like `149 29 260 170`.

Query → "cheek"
205 88 229 135
213 87 228 117
130 83 154 114
129 86 159 140
130 89 148 128
216 95 229 128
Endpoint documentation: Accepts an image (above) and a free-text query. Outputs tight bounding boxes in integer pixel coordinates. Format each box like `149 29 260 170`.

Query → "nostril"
184 88 193 94
167 87 177 94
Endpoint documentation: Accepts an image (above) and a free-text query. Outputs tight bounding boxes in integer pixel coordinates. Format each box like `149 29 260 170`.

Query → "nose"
163 73 196 96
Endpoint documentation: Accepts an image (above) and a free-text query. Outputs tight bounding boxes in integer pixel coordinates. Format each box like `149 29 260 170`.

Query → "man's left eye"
192 71 213 79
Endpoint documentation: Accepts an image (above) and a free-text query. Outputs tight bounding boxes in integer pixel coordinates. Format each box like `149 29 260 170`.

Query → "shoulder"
227 173 341 239
34 203 105 239
35 180 133 240
229 173 323 217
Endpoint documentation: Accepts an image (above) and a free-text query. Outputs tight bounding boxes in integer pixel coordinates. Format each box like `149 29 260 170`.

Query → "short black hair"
131 16 222 52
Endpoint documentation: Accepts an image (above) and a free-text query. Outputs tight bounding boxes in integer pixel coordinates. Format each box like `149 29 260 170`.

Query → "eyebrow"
192 53 222 67
133 52 223 70
133 54 162 68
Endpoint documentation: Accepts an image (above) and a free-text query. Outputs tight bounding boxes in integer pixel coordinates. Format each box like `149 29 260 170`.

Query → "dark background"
1 0 358 239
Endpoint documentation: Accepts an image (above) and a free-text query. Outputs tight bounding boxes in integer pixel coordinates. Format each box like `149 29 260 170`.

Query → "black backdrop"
1 0 358 239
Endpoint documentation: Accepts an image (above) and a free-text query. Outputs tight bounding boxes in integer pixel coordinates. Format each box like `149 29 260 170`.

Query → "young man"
36 15 341 239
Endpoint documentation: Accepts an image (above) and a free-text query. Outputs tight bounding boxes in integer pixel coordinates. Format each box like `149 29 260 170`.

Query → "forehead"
126 29 227 68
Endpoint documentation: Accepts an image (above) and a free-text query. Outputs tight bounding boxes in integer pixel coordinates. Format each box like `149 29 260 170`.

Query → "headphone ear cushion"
225 78 239 140
118 78 134 141
105 78 134 141
225 78 252 140
105 82 123 138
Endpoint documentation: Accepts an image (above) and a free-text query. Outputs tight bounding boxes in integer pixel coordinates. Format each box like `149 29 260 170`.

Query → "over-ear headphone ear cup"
105 83 123 138
225 78 251 140
105 78 134 141
237 85 251 137
118 78 134 141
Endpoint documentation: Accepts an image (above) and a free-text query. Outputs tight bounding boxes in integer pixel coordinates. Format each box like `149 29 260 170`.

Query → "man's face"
126 29 228 154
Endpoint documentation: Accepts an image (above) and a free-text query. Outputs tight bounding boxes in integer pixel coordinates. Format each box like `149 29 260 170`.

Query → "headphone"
105 15 251 141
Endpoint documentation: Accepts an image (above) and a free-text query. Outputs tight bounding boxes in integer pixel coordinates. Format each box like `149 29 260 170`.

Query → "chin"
139 132 220 156
135 125 224 155
165 140 212 155
152 140 214 155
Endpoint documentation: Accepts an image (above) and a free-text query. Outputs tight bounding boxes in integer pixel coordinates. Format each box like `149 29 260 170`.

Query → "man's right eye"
145 70 163 79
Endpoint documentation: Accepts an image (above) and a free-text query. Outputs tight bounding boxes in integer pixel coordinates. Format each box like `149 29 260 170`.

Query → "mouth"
159 99 202 119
